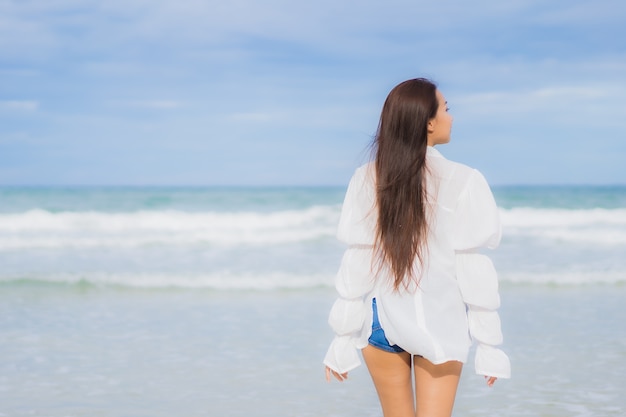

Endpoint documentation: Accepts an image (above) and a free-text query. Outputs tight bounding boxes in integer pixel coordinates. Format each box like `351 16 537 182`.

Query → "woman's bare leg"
362 345 414 417
413 356 463 417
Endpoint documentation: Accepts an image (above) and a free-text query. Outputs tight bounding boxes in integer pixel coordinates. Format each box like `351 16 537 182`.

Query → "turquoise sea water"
1 185 625 416
1 185 625 288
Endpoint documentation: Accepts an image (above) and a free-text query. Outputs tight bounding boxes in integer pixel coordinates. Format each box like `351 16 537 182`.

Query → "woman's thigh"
413 356 463 417
362 345 414 417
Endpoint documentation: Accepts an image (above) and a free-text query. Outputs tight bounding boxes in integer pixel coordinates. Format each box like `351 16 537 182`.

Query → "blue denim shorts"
368 298 405 353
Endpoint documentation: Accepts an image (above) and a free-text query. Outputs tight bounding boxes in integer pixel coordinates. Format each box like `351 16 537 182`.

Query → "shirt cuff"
474 343 511 379
323 336 362 374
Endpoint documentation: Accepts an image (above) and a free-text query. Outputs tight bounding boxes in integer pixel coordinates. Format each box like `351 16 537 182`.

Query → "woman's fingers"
325 366 348 382
484 376 497 387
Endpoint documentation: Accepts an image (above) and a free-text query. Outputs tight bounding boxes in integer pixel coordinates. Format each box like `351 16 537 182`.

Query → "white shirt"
323 146 511 378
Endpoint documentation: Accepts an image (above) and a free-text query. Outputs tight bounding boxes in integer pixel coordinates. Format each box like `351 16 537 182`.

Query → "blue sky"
1 0 625 186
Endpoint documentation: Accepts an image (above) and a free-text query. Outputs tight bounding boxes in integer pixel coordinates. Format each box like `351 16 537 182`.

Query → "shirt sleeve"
453 169 511 379
323 247 375 373
336 165 377 245
323 167 377 374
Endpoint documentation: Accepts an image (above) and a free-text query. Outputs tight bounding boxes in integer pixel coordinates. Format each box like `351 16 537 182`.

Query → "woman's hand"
325 366 348 382
484 376 497 387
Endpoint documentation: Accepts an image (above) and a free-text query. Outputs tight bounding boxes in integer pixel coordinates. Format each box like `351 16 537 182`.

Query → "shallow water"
1 284 625 417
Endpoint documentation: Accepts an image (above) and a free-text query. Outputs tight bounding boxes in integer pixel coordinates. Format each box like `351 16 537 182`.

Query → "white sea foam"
500 271 626 285
0 207 340 249
1 207 625 249
0 271 335 290
1 207 624 288
2 268 624 288
500 207 626 228
500 207 626 244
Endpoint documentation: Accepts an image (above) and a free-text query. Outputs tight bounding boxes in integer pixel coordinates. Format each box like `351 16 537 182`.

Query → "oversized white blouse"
323 146 511 379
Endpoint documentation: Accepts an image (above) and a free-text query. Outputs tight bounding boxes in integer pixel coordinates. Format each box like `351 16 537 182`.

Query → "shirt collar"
427 146 445 159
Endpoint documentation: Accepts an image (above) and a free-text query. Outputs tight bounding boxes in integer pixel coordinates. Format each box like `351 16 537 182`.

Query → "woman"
323 78 510 417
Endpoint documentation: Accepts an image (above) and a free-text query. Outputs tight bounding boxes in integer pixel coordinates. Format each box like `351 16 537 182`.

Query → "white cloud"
225 103 375 129
457 85 611 106
4 0 617 59
110 100 185 109
0 68 40 76
0 100 40 111
532 0 626 25
81 61 145 77
1 0 624 185
452 83 626 129
0 131 33 145
229 112 281 123
531 86 608 99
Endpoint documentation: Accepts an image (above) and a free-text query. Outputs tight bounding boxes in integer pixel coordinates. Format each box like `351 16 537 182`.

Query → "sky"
0 0 625 186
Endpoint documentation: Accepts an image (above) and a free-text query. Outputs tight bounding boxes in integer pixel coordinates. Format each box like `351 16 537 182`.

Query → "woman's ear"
427 119 436 134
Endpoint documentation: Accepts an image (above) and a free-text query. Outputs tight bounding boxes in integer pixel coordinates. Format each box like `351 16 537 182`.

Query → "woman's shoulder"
355 160 375 174
428 148 480 181
428 149 496 207
349 161 376 186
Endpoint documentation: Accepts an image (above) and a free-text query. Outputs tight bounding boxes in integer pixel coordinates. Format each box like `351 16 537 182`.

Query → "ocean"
1 185 625 416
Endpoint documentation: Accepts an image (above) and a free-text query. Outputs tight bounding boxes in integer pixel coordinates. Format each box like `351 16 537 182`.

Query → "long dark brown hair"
372 78 439 291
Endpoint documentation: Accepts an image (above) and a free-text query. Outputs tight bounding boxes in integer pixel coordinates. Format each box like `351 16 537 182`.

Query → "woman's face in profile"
427 90 453 146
